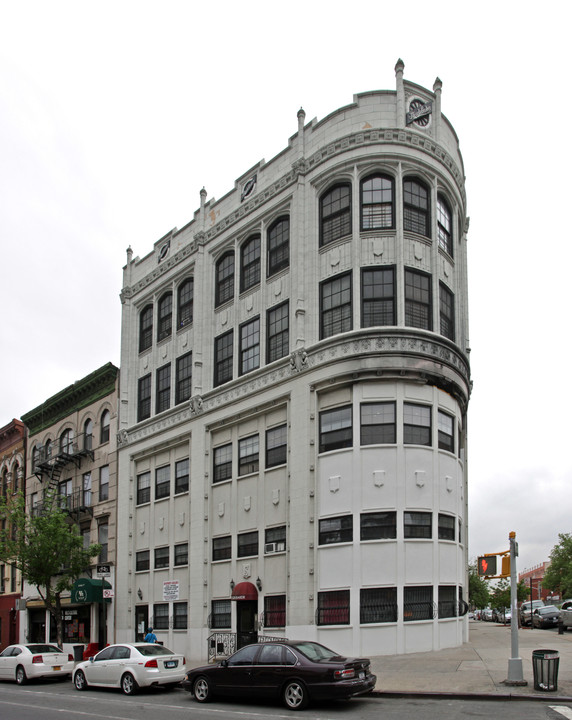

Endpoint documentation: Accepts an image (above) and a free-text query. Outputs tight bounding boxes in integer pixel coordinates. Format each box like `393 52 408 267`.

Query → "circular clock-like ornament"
407 98 432 128
241 175 257 202
158 241 170 263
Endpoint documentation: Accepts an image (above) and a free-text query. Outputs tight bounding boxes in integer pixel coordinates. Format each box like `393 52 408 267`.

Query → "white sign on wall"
163 581 179 601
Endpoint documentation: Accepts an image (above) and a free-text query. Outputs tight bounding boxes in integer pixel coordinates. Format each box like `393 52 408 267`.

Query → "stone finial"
297 107 306 120
395 58 405 74
433 77 442 93
200 187 207 206
126 246 133 263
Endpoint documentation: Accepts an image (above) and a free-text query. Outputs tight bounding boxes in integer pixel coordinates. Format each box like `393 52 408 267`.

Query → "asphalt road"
1 680 572 720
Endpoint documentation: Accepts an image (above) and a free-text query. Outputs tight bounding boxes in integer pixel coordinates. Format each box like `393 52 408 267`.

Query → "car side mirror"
220 659 228 667
89 656 95 663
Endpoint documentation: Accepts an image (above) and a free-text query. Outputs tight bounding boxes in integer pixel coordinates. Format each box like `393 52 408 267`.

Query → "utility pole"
505 531 527 685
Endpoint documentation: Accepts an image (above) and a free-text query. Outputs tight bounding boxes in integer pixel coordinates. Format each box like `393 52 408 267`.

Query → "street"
1 680 572 720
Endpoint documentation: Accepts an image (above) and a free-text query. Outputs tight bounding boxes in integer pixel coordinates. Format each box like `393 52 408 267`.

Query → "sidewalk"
369 620 572 701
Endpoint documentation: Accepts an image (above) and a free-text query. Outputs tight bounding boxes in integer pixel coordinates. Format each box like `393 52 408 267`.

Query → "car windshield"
540 606 558 613
136 645 174 656
291 642 340 661
26 644 62 654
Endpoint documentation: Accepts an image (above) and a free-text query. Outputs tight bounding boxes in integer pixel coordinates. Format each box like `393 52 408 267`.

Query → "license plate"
359 671 365 679
53 666 61 671
165 660 178 668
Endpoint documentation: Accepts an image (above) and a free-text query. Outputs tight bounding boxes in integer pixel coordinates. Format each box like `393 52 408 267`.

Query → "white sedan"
0 644 74 684
73 643 186 695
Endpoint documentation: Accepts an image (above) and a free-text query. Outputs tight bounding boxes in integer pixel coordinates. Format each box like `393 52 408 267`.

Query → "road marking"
550 707 572 719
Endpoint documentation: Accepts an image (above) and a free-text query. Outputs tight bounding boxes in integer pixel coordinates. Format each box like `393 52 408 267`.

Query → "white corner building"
116 60 471 661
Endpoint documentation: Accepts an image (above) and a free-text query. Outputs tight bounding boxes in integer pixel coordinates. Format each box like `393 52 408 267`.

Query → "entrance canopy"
231 581 258 601
71 578 111 604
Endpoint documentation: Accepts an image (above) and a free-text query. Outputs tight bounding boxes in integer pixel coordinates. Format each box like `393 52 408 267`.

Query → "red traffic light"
478 555 497 576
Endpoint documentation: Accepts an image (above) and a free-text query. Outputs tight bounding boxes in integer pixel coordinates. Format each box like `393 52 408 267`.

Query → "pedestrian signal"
501 555 510 577
478 555 497 576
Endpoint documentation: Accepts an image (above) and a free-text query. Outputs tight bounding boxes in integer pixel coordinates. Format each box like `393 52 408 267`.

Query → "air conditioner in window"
264 542 285 554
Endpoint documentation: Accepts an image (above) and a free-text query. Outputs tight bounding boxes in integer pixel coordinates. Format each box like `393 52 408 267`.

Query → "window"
137 374 152 422
237 531 258 558
177 278 193 329
214 330 233 386
99 465 109 501
266 425 287 468
360 402 396 445
139 305 153 352
267 217 290 276
265 525 286 553
404 511 432 539
155 466 170 500
211 599 231 629
319 405 352 453
98 521 108 563
267 301 289 363
215 252 234 307
404 403 431 446
438 586 457 618
60 429 74 455
213 444 232 483
137 471 151 505
264 595 286 627
156 363 171 414
58 479 72 509
437 195 453 255
405 269 432 330
239 435 259 475
403 178 430 236
154 546 169 569
404 586 434 621
239 317 260 375
320 184 351 246
212 535 231 561
319 515 353 545
153 603 169 630
438 513 456 541
136 550 150 571
174 601 188 629
240 235 260 291
317 590 350 625
360 511 397 540
82 472 92 507
175 458 189 493
361 267 395 327
361 174 394 230
320 272 352 339
175 352 192 404
360 587 398 623
174 543 188 566
439 283 455 341
100 410 110 444
84 419 93 451
157 292 173 341
438 410 455 452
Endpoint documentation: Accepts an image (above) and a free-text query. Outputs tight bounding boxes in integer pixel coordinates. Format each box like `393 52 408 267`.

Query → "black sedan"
532 605 561 629
182 640 376 710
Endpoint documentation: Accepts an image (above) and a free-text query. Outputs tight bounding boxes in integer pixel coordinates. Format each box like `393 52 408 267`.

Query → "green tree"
0 489 100 647
543 533 572 600
490 578 528 616
468 562 490 609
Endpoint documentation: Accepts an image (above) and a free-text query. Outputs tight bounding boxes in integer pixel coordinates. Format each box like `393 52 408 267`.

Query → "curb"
371 689 572 703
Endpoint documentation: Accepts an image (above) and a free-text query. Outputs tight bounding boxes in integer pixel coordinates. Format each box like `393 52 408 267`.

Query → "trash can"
73 645 85 662
532 649 559 691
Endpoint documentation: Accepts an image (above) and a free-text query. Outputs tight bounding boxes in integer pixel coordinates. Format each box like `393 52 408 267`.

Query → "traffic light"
478 555 497 576
501 555 510 577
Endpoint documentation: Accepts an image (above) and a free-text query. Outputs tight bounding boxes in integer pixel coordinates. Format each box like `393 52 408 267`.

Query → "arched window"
60 429 74 455
84 419 93 451
240 235 261 291
437 194 453 255
267 217 289 276
12 463 19 493
139 305 153 352
177 279 193 329
215 252 235 307
1 468 7 497
361 174 394 230
32 445 40 469
45 439 52 459
100 410 110 444
403 178 430 237
320 183 351 246
157 292 173 341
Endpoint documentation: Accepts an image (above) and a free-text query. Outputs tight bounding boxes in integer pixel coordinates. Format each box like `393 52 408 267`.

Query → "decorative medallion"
406 98 432 128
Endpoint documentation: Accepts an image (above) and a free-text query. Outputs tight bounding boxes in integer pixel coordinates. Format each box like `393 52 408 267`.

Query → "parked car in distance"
73 643 186 695
519 600 544 626
0 644 74 685
482 608 493 621
560 600 572 631
532 605 561 629
497 607 512 624
183 640 377 710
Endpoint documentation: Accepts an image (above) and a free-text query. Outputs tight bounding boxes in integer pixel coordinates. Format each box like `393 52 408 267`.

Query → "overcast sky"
1 1 570 579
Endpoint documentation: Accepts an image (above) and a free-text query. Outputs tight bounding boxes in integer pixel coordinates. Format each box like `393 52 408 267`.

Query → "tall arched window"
177 279 193 329
320 183 351 246
84 419 93 451
100 410 110 444
157 292 173 341
12 463 19 493
215 252 235 307
403 178 430 237
139 305 153 352
437 194 453 255
240 235 261 291
60 429 74 455
361 174 394 230
267 217 289 276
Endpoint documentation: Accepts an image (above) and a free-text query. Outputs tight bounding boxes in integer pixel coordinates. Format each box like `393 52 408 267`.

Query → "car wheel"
15 666 27 685
283 680 309 710
74 670 88 691
121 673 139 695
193 676 212 703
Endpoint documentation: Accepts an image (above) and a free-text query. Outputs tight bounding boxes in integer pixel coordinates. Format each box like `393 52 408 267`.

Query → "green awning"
71 578 111 604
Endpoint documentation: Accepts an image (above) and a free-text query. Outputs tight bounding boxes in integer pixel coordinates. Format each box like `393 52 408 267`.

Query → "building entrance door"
135 606 149 642
236 600 258 649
